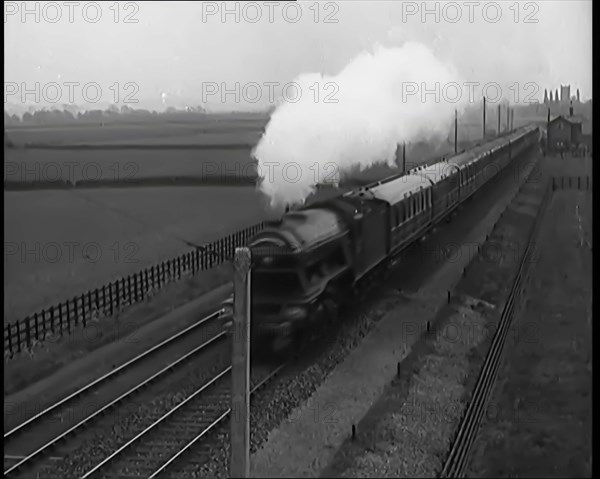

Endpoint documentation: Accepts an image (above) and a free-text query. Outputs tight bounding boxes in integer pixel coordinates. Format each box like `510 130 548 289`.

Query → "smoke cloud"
252 42 469 209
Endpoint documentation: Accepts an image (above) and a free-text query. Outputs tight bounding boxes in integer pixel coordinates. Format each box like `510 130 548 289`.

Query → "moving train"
221 124 540 353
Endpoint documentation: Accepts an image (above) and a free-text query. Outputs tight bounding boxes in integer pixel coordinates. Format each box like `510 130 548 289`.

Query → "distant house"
548 115 581 150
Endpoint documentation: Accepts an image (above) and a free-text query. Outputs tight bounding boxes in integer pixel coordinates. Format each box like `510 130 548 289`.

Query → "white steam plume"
252 42 468 209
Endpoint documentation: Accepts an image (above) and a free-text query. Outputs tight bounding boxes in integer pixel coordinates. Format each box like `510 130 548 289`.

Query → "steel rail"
80 363 286 478
439 183 552 478
4 309 226 477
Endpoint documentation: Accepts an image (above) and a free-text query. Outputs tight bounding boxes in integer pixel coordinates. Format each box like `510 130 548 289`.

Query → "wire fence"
4 221 265 358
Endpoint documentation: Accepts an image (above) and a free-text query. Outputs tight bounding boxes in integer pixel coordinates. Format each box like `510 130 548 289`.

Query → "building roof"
549 114 581 125
549 114 592 134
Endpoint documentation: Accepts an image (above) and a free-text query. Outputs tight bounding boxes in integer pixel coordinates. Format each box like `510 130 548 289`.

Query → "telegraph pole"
482 96 486 139
454 109 458 153
546 107 551 152
497 104 501 136
230 247 251 478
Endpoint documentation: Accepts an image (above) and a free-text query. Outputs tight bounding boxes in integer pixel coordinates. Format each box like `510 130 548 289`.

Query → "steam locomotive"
221 124 540 353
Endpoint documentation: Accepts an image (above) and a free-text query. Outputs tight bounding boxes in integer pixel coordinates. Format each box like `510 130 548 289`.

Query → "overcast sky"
4 1 593 112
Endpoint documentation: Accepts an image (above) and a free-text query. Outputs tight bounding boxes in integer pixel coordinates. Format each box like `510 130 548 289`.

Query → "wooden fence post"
230 247 252 478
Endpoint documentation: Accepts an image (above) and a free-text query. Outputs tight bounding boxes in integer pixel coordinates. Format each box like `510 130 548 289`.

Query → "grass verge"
466 190 592 478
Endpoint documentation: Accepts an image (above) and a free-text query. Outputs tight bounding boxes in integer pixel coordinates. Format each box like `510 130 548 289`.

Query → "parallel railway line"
81 363 286 478
3 310 228 478
439 182 554 478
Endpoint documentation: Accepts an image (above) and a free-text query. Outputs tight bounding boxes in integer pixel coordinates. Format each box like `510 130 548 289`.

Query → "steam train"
221 124 540 353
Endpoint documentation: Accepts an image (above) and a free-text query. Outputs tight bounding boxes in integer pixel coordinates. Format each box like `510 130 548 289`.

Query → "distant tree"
22 112 33 124
555 89 559 103
577 89 581 102
62 110 75 123
5 129 15 147
549 91 553 102
543 89 548 104
32 110 49 125
11 114 21 124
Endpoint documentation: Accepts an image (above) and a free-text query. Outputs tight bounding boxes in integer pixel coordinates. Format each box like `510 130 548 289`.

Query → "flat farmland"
4 186 277 324
5 117 459 185
5 147 261 184
5 116 269 146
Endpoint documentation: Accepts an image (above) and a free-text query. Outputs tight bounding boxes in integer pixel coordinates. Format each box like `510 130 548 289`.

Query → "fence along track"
439 180 555 478
81 363 285 479
551 175 593 191
4 222 265 358
3 310 226 478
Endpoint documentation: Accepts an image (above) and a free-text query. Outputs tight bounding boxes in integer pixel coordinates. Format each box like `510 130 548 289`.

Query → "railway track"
3 309 228 478
439 182 553 478
80 362 286 478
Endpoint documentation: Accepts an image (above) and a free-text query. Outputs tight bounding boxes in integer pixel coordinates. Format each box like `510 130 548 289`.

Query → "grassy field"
4 116 269 146
4 186 277 323
5 147 260 183
466 189 592 477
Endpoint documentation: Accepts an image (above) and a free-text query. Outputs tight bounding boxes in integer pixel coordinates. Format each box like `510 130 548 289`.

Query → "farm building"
548 115 582 150
546 101 591 153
